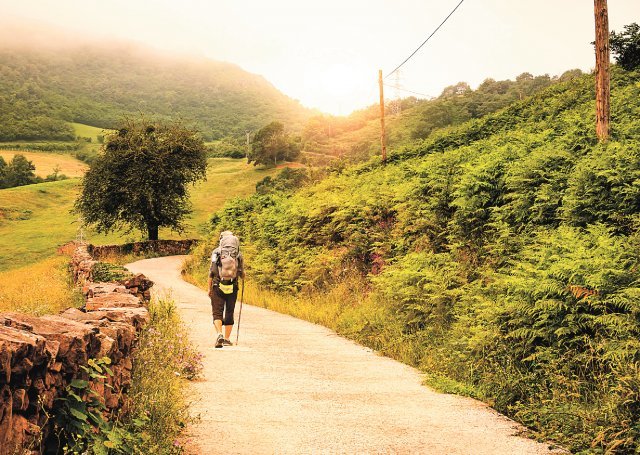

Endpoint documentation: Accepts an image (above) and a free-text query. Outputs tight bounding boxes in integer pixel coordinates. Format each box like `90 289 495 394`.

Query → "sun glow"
1 0 639 115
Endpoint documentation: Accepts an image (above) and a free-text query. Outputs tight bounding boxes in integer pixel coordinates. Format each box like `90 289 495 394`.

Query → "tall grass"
0 255 82 314
128 296 202 454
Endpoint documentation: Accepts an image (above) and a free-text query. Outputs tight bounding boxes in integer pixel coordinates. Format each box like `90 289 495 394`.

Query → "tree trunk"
594 0 610 142
147 224 159 241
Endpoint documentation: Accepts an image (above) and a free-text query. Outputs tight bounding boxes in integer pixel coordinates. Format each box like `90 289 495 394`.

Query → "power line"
383 83 434 99
385 0 466 79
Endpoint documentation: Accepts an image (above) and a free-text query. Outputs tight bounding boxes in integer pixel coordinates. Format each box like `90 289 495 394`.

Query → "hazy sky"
2 0 639 115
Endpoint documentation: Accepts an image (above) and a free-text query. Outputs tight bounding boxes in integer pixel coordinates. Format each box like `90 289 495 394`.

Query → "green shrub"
91 262 132 282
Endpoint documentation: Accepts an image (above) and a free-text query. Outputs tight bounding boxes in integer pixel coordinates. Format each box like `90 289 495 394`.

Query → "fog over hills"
0 23 314 141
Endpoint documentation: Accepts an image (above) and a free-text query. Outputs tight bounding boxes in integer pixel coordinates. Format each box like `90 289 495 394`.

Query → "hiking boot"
222 339 233 346
215 333 224 348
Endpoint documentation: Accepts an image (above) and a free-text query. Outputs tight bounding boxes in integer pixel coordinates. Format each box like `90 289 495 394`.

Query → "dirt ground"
127 256 562 455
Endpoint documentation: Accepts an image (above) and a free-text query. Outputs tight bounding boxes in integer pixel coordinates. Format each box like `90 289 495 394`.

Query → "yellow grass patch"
0 255 81 315
0 151 88 178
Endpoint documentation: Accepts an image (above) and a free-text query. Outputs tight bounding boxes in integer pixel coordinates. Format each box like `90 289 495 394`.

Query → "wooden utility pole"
594 0 610 142
378 69 387 163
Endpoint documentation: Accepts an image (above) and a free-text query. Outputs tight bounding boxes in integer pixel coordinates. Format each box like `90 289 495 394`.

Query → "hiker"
208 230 245 348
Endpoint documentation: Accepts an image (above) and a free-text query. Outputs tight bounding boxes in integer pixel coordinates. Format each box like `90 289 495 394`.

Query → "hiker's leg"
222 291 238 339
210 292 224 335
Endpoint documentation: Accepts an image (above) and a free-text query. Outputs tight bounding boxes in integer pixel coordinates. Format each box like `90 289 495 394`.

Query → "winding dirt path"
127 256 559 455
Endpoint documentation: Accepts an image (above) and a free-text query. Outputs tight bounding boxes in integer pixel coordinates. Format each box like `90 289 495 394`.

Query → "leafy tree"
45 165 67 182
0 156 7 189
247 121 300 166
439 82 471 98
5 154 37 187
75 117 207 240
610 23 640 70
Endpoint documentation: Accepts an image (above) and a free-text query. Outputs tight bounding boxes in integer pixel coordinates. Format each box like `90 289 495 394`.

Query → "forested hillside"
0 42 312 141
300 69 583 161
189 67 640 452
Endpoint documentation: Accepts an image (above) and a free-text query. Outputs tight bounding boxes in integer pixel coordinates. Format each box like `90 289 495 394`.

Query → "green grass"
185 158 281 236
0 158 280 271
71 122 109 142
0 179 126 271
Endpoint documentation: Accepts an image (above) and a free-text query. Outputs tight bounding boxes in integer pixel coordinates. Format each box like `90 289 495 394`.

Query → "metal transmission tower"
392 71 402 115
378 69 387 163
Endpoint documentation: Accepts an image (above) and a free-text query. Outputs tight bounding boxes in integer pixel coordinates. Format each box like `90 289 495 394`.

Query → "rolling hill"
0 32 313 142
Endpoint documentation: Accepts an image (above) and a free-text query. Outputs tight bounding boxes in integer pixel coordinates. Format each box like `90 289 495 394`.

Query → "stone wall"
0 243 153 454
87 239 197 260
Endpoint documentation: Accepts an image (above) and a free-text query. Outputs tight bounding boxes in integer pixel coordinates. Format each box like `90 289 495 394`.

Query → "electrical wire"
385 0 466 79
383 83 434 99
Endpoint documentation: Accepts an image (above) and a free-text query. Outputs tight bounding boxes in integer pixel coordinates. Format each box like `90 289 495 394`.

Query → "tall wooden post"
378 69 387 163
594 0 610 142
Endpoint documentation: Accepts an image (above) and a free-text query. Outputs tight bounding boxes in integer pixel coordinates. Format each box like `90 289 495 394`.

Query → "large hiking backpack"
215 232 240 280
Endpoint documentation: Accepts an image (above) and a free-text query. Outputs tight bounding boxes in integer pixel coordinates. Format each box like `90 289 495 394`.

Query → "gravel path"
127 256 560 455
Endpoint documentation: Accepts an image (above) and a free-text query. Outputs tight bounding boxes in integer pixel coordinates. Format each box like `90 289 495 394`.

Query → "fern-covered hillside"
189 67 640 452
0 40 312 141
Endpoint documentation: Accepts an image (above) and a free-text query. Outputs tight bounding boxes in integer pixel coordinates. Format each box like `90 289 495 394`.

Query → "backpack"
214 232 240 280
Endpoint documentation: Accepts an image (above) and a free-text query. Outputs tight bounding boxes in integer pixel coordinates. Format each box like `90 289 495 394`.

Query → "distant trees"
247 121 301 166
0 157 6 189
207 138 246 159
0 154 39 188
610 22 640 70
75 117 208 240
6 154 37 187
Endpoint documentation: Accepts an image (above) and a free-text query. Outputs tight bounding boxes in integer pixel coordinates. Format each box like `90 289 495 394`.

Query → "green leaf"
67 391 83 402
70 379 89 389
69 407 88 422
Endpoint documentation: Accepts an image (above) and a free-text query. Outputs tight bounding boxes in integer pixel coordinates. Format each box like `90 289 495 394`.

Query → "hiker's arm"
208 261 217 295
237 253 245 279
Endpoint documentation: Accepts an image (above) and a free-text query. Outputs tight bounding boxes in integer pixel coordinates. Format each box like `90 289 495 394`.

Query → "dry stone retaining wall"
87 239 197 260
0 243 153 454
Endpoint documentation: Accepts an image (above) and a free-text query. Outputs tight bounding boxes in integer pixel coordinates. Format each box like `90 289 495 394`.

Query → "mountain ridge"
0 32 314 141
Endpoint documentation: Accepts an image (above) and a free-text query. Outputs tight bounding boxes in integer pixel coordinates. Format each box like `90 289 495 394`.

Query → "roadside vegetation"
0 255 82 314
186 67 640 453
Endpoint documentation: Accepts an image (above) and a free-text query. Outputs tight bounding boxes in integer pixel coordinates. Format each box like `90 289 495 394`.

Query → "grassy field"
0 158 279 271
71 122 109 142
187 158 280 235
0 179 127 271
0 255 82 314
0 150 88 178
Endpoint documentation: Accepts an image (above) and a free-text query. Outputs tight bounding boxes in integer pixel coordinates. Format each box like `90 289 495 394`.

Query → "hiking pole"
235 277 245 345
